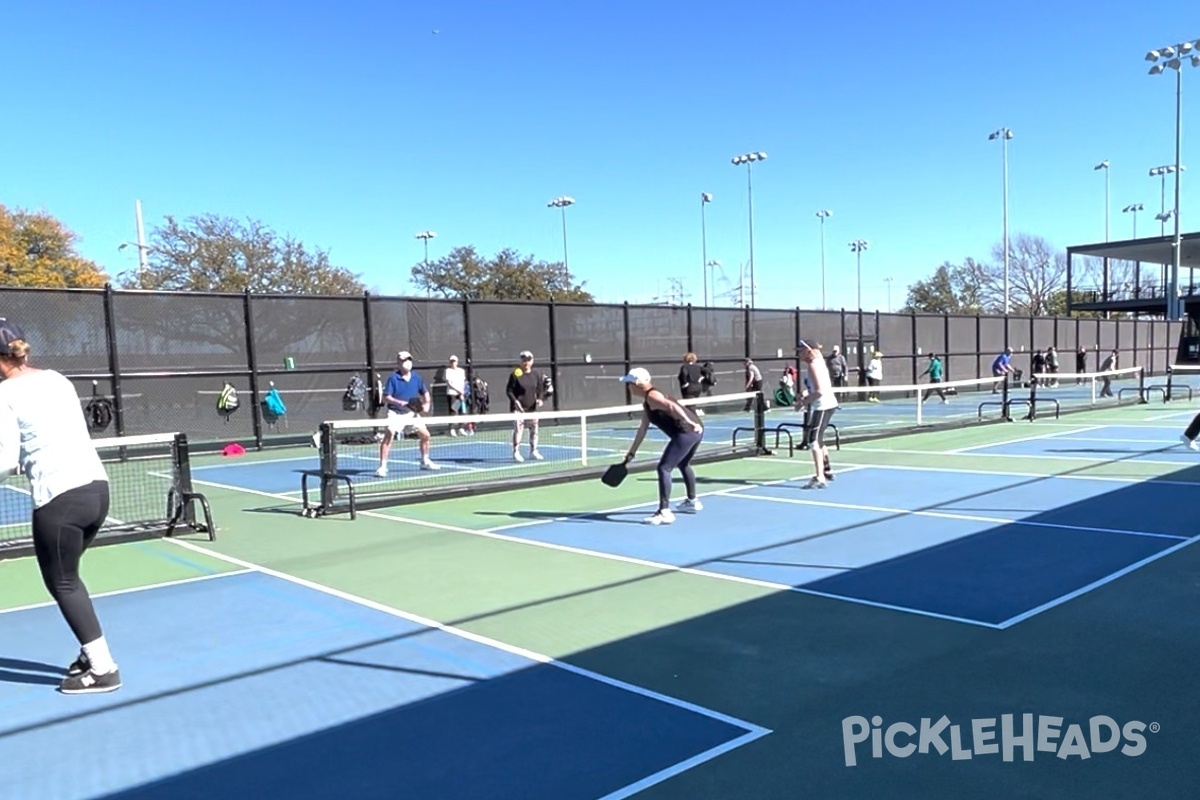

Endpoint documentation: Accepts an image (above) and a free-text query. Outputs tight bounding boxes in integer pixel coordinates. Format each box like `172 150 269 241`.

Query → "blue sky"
3 2 1198 311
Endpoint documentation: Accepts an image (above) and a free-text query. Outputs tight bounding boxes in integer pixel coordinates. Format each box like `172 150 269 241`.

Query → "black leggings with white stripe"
31 481 110 646
658 431 703 511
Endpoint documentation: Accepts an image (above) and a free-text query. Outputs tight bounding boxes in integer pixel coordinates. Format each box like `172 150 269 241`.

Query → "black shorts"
807 408 837 447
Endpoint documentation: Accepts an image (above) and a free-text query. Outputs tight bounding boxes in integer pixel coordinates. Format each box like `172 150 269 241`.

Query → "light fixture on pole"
884 276 894 313
414 230 437 265
816 209 832 309
1148 165 1186 235
731 151 767 308
988 127 1014 314
1094 160 1110 241
1123 203 1145 238
547 196 576 270
1147 39 1200 320
701 192 713 307
849 239 869 310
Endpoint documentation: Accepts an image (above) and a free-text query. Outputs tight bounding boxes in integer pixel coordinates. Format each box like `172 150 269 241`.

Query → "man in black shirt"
506 350 544 462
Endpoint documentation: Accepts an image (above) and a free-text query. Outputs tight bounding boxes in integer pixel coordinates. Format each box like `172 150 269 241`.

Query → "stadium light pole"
731 151 767 308
1149 165 1185 235
1123 203 1145 238
547 196 576 270
415 231 437 298
816 209 832 309
1147 39 1200 320
1094 160 1110 241
849 239 869 310
701 192 713 307
706 259 721 308
884 276 894 313
988 128 1014 314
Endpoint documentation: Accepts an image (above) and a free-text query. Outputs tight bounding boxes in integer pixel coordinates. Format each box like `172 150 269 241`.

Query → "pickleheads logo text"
842 714 1158 767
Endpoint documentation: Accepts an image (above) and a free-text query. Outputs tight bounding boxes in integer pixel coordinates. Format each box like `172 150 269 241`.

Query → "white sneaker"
466 428 475 436
530 451 544 461
420 460 441 471
695 409 705 417
644 509 676 525
676 498 703 513
802 477 827 490
1181 435 1198 451
513 451 525 463
450 429 458 437
374 466 388 477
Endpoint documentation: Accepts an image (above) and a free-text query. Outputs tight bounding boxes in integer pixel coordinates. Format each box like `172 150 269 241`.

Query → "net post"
1090 373 1097 405
1001 370 1011 421
1138 366 1147 404
915 382 923 426
580 412 589 467
1028 371 1039 421
1167 365 1174 402
171 433 197 527
319 422 337 511
753 391 768 454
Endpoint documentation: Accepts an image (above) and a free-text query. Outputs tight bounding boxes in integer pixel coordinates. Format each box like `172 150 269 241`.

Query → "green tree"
119 214 365 294
0 205 108 288
901 260 985 313
412 246 593 301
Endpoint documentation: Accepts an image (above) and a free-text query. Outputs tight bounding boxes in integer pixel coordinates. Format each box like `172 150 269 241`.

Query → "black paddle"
600 461 628 488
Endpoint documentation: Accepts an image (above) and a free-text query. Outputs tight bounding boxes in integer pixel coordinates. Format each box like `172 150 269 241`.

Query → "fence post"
794 306 802 373
911 313 919 385
744 305 752 360
975 314 982 379
463 297 474 389
362 292 377 416
243 290 264 449
622 302 632 403
944 314 951 380
101 284 126 437
547 299 560 411
686 303 694 355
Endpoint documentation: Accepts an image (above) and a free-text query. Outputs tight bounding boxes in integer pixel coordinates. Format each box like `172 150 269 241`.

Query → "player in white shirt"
444 355 470 436
796 339 839 489
0 319 120 694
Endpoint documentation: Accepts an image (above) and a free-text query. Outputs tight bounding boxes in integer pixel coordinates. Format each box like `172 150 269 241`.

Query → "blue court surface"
0 572 765 800
950 424 1195 463
481 465 1198 629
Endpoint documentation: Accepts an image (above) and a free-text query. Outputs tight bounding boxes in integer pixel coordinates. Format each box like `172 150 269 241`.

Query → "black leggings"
1185 412 1200 440
32 481 110 646
658 431 703 510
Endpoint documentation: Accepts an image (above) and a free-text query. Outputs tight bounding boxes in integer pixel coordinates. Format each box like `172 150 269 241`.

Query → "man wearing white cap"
444 354 469 436
621 367 705 525
506 350 544 462
376 350 439 475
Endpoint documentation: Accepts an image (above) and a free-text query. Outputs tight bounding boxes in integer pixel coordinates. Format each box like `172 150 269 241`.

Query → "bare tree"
985 234 1067 315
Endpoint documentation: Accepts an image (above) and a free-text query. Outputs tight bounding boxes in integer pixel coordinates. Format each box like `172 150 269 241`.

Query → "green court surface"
2 401 1199 799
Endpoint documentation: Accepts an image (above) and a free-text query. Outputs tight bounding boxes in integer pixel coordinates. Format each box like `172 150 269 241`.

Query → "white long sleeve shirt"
0 369 108 508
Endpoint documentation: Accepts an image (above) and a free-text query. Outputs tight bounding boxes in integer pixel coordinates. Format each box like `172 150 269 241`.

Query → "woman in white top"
865 350 883 402
795 340 839 489
0 319 120 694
444 355 470 436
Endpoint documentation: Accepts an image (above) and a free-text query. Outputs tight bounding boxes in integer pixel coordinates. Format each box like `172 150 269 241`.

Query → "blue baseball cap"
0 318 26 355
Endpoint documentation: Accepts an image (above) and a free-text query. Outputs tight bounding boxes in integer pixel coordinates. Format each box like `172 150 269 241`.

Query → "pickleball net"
0 432 215 559
304 390 767 516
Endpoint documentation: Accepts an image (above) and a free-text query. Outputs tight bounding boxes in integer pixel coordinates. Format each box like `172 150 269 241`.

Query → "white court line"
997 533 1200 629
0 569 251 616
166 539 771 796
722 492 1186 542
790 588 1002 630
836 461 1200 488
845 447 1190 466
947 425 1104 454
1145 410 1196 422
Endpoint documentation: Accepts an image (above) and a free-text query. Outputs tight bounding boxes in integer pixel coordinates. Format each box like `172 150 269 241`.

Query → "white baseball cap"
620 367 652 385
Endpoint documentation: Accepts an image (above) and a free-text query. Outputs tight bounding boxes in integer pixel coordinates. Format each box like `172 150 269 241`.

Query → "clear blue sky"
3 2 1198 312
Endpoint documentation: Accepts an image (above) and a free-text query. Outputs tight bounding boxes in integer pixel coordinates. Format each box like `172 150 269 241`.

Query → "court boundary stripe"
0 569 251 616
166 539 772 796
721 491 1186 542
834 461 1200 488
947 425 1104 453
846 447 1190 466
995 533 1200 629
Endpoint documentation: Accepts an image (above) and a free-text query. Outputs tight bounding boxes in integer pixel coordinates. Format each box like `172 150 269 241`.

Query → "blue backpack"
262 387 286 421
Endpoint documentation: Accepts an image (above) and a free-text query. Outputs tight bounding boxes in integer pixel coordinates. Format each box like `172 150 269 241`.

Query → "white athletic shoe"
676 498 703 513
450 429 458 437
802 477 827 490
1181 435 1198 451
374 466 388 477
644 509 676 525
513 451 525 463
420 460 441 471
530 450 544 461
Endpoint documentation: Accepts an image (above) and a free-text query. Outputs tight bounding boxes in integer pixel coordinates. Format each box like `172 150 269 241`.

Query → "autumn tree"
901 260 986 314
412 246 593 301
0 205 108 288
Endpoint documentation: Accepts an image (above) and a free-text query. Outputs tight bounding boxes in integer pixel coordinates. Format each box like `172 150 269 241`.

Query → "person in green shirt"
920 353 948 403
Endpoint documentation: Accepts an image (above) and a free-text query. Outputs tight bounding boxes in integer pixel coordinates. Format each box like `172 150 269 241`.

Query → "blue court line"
0 558 767 800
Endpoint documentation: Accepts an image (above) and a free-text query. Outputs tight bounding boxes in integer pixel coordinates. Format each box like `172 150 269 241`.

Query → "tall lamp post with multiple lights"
1147 39 1200 320
547 196 576 270
988 127 1014 314
816 209 832 309
849 240 869 310
731 151 766 308
700 192 713 306
884 277 894 313
1094 160 1110 241
415 231 437 297
1124 203 1146 294
1149 165 1185 235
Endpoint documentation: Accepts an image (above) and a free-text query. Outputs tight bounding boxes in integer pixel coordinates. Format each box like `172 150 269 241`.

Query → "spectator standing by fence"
444 355 467 436
827 346 848 388
865 350 883 402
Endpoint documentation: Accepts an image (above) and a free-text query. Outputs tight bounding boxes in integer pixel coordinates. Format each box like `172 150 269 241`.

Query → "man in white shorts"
376 350 439 476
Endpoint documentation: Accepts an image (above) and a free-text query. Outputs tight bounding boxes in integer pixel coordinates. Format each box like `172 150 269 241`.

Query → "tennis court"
1 389 1198 798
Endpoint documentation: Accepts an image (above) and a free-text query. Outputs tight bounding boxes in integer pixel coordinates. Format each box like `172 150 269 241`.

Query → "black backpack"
701 361 717 387
343 375 366 411
84 397 114 433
